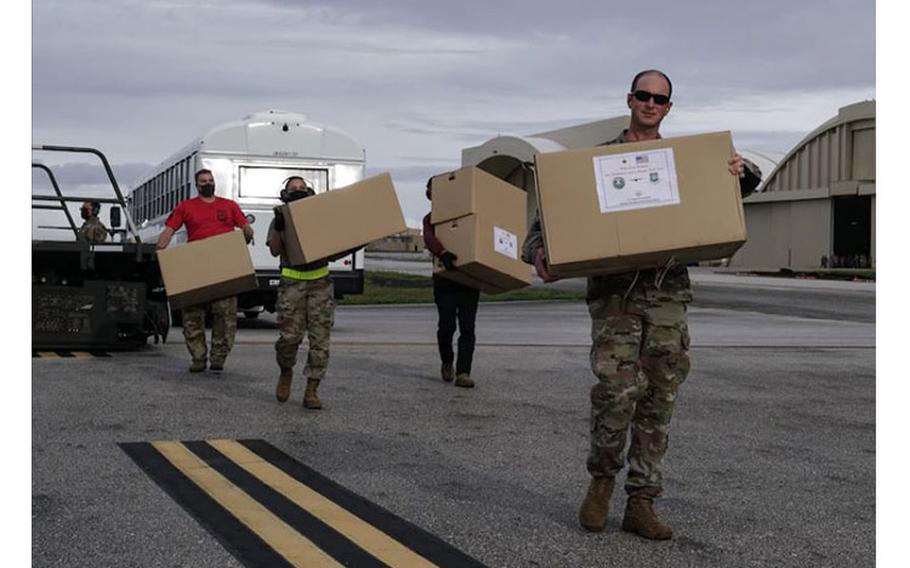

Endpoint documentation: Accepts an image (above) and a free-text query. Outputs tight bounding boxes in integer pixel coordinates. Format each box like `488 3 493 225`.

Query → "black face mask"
280 189 311 203
80 209 91 220
199 184 215 197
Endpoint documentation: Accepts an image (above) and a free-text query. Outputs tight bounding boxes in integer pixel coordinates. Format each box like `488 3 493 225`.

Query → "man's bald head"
630 69 672 100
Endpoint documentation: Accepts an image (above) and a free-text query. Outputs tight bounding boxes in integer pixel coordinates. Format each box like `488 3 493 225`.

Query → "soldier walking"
78 200 109 244
268 176 351 409
157 169 254 373
522 70 762 539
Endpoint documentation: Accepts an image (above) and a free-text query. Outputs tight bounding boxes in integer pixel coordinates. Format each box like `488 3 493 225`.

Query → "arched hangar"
731 101 875 269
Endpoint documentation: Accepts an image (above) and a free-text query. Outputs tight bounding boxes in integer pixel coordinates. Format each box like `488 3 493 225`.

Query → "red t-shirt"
165 197 248 242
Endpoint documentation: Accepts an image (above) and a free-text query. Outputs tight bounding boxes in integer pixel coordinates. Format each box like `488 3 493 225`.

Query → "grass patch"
744 268 876 282
338 271 585 305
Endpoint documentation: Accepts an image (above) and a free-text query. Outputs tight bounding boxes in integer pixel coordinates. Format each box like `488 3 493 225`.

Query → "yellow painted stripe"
71 351 94 359
209 439 439 568
152 441 343 568
37 351 60 358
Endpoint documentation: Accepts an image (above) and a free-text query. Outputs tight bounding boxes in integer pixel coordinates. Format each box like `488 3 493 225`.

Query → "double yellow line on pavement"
33 350 110 358
121 439 485 568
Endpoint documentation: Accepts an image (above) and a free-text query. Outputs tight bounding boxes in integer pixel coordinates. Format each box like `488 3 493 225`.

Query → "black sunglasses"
632 90 670 105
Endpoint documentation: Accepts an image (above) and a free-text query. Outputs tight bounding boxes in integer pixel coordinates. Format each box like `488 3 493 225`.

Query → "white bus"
127 110 366 318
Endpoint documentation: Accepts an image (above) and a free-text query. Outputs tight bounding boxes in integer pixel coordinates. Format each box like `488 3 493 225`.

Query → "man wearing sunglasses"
522 69 761 540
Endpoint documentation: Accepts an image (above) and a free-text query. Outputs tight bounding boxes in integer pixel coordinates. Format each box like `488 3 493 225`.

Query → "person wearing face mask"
268 176 353 409
157 168 254 374
77 200 109 244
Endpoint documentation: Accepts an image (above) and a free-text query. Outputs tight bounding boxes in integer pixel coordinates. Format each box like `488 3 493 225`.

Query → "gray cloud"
32 161 154 190
32 0 874 228
367 161 461 226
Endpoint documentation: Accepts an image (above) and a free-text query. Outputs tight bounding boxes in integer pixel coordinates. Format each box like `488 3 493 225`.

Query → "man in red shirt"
157 169 254 373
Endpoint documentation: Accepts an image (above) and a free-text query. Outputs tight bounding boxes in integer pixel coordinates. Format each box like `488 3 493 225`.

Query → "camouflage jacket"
78 216 108 244
520 130 762 301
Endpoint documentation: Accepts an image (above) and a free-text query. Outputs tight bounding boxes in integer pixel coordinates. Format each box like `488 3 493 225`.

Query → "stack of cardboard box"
430 167 532 294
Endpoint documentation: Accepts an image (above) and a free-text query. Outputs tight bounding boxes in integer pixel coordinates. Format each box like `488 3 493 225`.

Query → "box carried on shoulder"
282 173 407 265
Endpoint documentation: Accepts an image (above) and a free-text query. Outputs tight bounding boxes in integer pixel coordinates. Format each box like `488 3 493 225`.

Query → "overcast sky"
32 0 875 229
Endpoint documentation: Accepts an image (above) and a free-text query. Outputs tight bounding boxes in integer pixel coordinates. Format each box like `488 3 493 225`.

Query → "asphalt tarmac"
32 274 875 567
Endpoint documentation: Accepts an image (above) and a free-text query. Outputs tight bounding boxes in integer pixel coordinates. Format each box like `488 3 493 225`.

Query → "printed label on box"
593 148 680 213
493 226 518 260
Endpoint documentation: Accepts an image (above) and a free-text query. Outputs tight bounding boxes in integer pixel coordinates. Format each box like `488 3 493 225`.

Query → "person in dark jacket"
422 178 479 388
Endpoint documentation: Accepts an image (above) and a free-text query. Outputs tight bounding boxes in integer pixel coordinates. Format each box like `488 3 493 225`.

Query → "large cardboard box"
282 173 407 265
534 131 747 278
431 214 532 294
430 167 517 225
157 231 257 309
430 167 532 294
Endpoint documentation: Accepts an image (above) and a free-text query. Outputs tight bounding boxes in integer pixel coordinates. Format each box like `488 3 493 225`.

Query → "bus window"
238 166 329 199
156 177 162 216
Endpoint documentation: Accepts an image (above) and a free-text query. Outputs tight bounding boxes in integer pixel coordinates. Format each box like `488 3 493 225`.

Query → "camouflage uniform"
522 130 761 494
182 296 238 365
78 216 108 244
268 219 335 382
275 276 335 380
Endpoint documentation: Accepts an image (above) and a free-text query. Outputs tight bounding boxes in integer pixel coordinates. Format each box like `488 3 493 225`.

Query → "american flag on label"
635 155 649 164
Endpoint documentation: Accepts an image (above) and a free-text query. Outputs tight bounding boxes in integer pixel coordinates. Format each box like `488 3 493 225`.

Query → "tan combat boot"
621 487 673 540
454 373 474 388
303 379 322 409
441 362 455 383
189 359 206 373
579 476 615 532
276 368 293 403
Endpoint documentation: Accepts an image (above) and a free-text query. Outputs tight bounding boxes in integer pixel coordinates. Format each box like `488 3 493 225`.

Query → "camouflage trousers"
586 289 691 493
182 296 238 364
275 276 335 381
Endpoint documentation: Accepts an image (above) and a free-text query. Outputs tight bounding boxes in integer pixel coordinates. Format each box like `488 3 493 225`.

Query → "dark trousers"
433 278 480 375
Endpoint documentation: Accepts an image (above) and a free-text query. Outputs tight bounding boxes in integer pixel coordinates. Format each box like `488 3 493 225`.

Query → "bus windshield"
238 166 329 199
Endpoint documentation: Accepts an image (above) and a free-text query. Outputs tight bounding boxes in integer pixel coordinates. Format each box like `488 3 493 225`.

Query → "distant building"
732 101 875 269
367 227 423 253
